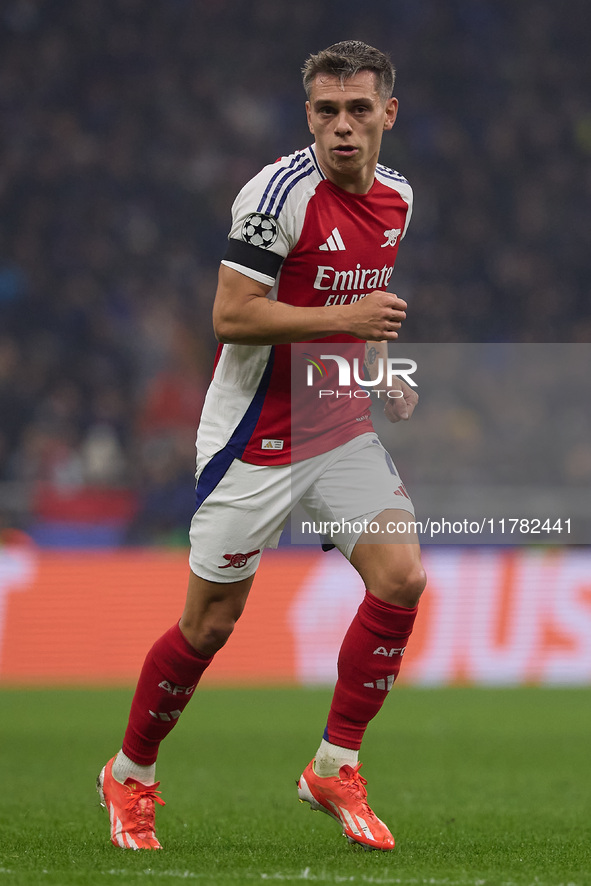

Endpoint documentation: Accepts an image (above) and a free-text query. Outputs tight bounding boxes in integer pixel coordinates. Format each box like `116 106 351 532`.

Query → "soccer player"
98 40 426 852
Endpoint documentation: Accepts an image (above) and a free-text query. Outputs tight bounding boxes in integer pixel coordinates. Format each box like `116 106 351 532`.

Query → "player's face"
306 70 398 194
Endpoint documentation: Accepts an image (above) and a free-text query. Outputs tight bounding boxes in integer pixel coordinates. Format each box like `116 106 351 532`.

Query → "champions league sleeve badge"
241 213 279 249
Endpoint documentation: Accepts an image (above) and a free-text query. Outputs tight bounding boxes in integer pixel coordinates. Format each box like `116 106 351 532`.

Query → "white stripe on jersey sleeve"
225 149 323 274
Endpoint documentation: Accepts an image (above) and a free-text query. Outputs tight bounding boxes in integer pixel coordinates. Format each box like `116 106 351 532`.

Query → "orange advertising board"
0 545 590 686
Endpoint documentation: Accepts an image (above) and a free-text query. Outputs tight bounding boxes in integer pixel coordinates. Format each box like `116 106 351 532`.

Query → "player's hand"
346 291 407 341
383 377 418 423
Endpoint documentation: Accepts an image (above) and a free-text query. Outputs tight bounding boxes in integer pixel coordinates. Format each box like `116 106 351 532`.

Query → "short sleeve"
221 163 294 286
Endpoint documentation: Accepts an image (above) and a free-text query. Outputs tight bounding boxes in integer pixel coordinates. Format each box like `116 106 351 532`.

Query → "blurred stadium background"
1 0 590 689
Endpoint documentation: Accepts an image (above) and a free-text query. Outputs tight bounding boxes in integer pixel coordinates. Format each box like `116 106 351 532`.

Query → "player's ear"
383 97 398 131
306 101 315 134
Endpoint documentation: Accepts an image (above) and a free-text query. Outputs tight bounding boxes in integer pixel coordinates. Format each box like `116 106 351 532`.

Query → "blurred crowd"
0 0 590 543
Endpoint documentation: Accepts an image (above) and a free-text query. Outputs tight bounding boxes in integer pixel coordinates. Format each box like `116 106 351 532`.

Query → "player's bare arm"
364 340 418 422
213 264 407 345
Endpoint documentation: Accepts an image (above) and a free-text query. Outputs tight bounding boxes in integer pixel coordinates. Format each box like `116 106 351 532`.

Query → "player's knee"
179 615 237 656
379 562 426 608
397 563 427 607
201 620 236 653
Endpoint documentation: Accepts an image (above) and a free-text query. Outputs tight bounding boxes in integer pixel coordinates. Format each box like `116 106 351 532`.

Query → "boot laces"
338 763 381 823
125 783 165 834
338 762 369 802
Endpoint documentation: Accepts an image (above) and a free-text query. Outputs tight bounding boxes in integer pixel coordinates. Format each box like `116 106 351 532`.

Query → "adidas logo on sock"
363 675 396 691
149 709 182 721
319 227 346 251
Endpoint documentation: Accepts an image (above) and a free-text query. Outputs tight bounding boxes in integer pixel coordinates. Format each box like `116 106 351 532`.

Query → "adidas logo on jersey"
364 675 397 691
319 227 346 252
261 438 284 450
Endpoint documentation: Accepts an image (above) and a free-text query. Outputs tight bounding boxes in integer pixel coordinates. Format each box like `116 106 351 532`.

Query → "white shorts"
189 432 414 582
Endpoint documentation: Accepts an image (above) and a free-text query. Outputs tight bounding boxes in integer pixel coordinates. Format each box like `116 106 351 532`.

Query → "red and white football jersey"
196 144 412 467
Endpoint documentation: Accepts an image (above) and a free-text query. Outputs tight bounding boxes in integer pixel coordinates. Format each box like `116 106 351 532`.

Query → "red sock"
325 591 418 750
122 623 213 765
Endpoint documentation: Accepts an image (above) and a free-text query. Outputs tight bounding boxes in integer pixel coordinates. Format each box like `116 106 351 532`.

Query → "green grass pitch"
0 686 590 885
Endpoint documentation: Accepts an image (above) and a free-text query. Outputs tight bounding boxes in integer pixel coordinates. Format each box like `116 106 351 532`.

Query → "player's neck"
314 148 378 195
321 166 376 195
330 174 375 195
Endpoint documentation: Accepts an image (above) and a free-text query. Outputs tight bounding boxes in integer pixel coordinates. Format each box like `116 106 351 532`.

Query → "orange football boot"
97 756 165 849
297 759 395 851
